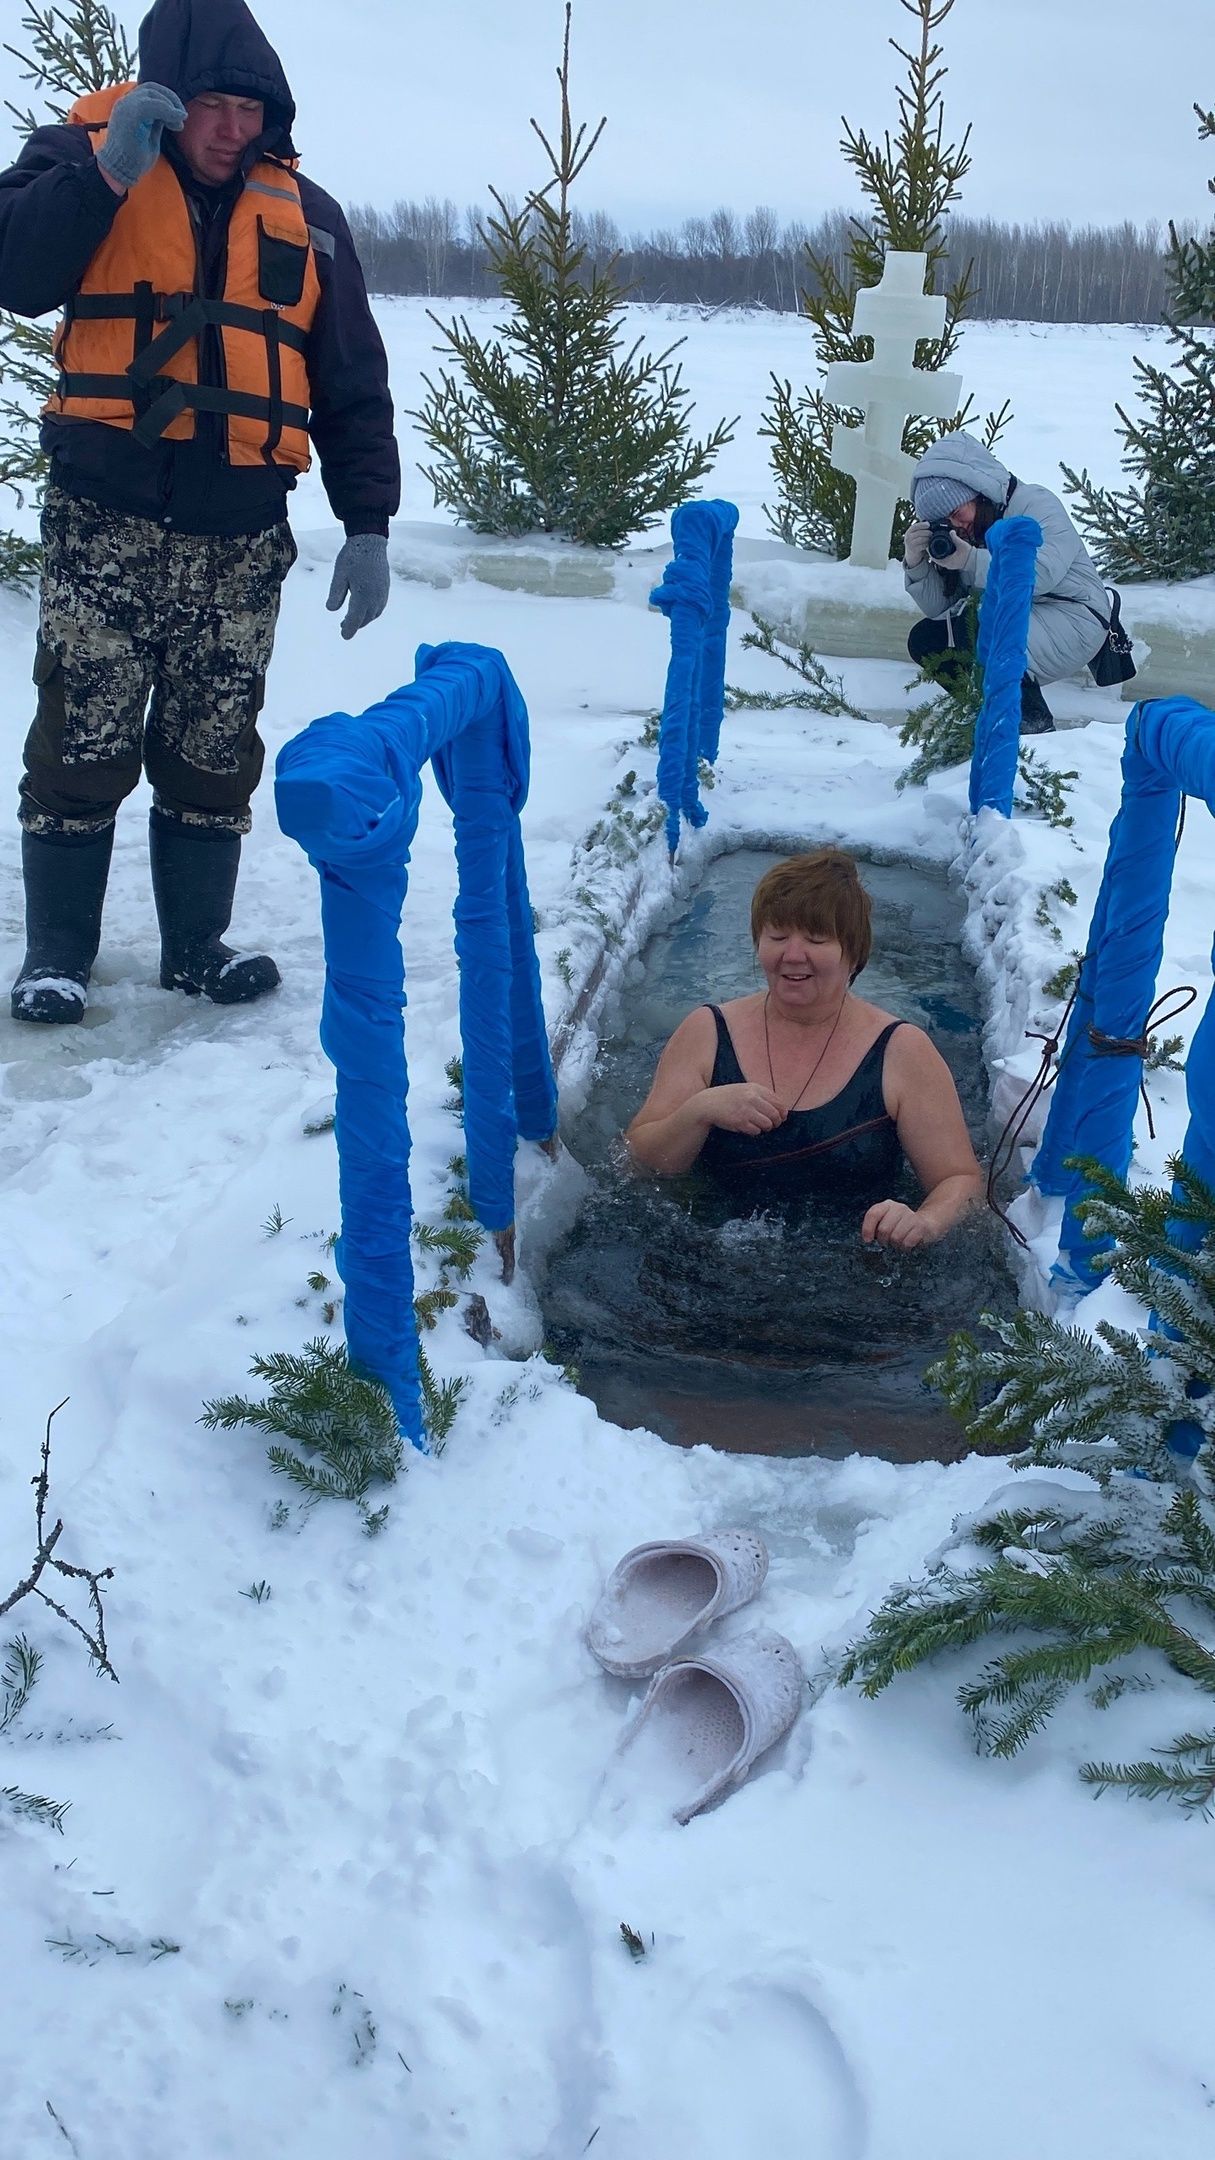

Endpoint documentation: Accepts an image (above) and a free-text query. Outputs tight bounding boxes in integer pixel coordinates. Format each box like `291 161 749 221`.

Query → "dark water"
541 849 1017 1460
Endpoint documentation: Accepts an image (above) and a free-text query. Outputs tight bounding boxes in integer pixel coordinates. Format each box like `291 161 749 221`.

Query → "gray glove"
326 534 391 640
96 82 187 192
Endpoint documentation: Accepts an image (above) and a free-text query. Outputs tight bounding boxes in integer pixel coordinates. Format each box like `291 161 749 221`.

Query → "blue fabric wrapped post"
1156 964 1215 1458
1032 697 1215 1288
275 643 558 1448
649 499 739 856
968 515 1043 817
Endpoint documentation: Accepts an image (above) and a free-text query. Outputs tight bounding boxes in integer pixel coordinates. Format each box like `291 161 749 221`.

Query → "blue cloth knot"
651 499 739 855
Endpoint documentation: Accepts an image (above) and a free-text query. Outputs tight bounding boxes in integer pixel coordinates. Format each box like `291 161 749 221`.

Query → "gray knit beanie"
913 475 976 523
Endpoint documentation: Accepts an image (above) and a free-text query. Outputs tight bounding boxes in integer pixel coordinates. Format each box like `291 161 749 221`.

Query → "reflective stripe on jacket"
44 82 320 473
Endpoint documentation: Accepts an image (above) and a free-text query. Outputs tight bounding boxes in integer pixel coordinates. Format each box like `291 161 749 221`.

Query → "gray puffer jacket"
905 434 1111 685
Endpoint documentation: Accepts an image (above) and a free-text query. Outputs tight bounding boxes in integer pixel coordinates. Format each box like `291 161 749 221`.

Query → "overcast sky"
2 0 1212 233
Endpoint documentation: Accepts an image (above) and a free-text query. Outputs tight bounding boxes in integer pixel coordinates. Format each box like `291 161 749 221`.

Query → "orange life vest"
45 82 321 473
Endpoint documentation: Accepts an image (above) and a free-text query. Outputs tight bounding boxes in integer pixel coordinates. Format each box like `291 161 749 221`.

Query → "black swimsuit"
698 1006 906 1202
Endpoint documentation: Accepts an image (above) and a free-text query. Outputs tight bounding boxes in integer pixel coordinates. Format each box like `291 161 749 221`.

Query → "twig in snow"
45 2102 80 2154
0 1404 117 1682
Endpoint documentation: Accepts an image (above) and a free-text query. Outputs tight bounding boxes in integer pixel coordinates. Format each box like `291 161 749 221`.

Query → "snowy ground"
3 308 1215 2159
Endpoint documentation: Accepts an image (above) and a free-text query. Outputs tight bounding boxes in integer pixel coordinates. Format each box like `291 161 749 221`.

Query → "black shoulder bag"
1051 585 1137 686
1085 587 1137 687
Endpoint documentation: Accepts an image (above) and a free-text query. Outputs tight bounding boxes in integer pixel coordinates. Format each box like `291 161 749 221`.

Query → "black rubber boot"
1019 675 1056 735
149 809 280 1005
11 824 114 1025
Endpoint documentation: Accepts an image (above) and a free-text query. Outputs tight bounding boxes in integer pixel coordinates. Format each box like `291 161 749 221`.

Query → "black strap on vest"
57 289 310 452
260 309 284 465
56 372 309 445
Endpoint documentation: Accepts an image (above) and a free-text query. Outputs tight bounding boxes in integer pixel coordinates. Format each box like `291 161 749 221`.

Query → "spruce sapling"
412 4 735 547
763 0 1010 558
1062 105 1215 581
1 3 135 586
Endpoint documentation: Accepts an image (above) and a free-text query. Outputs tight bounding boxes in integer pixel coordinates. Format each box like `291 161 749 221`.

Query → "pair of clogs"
586 1531 803 1823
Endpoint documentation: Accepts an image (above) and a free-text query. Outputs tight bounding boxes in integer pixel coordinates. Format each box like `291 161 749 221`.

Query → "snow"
3 304 1215 2159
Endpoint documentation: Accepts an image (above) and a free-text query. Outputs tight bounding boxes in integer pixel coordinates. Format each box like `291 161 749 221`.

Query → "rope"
1086 985 1197 1141
987 974 1196 1243
986 964 1088 1249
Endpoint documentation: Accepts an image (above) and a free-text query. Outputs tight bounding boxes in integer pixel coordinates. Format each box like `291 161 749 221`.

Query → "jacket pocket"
257 219 309 308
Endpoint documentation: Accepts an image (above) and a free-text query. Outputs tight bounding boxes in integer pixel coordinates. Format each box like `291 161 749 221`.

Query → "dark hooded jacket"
0 0 399 537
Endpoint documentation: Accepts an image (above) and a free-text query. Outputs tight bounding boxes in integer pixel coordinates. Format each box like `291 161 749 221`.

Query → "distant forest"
346 199 1175 324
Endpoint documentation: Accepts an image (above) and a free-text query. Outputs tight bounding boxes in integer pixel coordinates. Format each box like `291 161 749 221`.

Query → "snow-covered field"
3 307 1215 2160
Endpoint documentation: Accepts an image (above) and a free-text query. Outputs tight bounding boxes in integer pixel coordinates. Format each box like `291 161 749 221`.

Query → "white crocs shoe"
619 1627 804 1823
586 1530 768 1680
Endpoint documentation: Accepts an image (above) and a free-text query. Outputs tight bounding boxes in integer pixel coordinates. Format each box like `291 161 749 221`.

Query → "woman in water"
626 850 983 1249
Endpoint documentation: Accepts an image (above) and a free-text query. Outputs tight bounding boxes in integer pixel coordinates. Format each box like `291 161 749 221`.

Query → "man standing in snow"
0 0 400 1023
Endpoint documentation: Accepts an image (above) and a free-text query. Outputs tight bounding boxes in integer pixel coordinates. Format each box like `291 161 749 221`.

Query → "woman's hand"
861 1198 938 1249
704 1083 786 1136
903 519 931 567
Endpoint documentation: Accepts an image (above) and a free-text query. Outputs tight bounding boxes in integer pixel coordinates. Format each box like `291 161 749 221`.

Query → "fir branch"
414 1285 459 1332
4 2 134 127
417 1344 467 1453
843 1149 1215 1804
47 1929 180 1965
725 615 870 721
3 1783 70 1833
201 1339 403 1508
1081 1735 1215 1812
0 1634 42 1734
413 1220 483 1278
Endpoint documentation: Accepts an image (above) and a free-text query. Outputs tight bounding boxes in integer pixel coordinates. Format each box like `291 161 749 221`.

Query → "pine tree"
1062 104 1215 582
763 0 1010 560
840 1156 1215 1807
0 2 134 587
411 4 735 549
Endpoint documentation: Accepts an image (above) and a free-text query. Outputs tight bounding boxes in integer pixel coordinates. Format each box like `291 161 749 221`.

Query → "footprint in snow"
591 1974 867 2160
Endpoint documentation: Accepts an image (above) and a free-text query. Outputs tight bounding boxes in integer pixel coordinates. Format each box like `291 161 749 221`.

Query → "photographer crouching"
902 432 1128 735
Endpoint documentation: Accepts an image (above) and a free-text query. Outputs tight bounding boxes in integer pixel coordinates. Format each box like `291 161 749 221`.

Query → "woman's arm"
862 1025 983 1249
625 1007 784 1176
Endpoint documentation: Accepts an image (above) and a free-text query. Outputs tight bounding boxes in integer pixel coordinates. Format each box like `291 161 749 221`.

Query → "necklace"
763 991 848 1113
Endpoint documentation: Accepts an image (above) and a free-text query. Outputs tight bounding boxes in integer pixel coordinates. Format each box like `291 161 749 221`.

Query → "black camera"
927 519 958 561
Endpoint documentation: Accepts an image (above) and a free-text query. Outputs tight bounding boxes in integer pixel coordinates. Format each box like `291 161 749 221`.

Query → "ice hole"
541 846 1017 1459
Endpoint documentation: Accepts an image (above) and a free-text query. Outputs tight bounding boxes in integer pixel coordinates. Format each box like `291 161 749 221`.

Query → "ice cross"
824 250 963 570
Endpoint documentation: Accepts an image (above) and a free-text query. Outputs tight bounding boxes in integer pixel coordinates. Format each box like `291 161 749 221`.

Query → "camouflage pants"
20 486 296 836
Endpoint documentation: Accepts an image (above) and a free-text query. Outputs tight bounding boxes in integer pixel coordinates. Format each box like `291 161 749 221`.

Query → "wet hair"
749 849 873 979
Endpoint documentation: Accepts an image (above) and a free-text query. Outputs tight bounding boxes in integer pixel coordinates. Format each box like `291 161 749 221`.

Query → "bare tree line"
346 197 1175 324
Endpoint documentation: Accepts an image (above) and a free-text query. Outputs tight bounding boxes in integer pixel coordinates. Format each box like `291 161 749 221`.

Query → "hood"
910 432 1013 511
138 0 296 152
